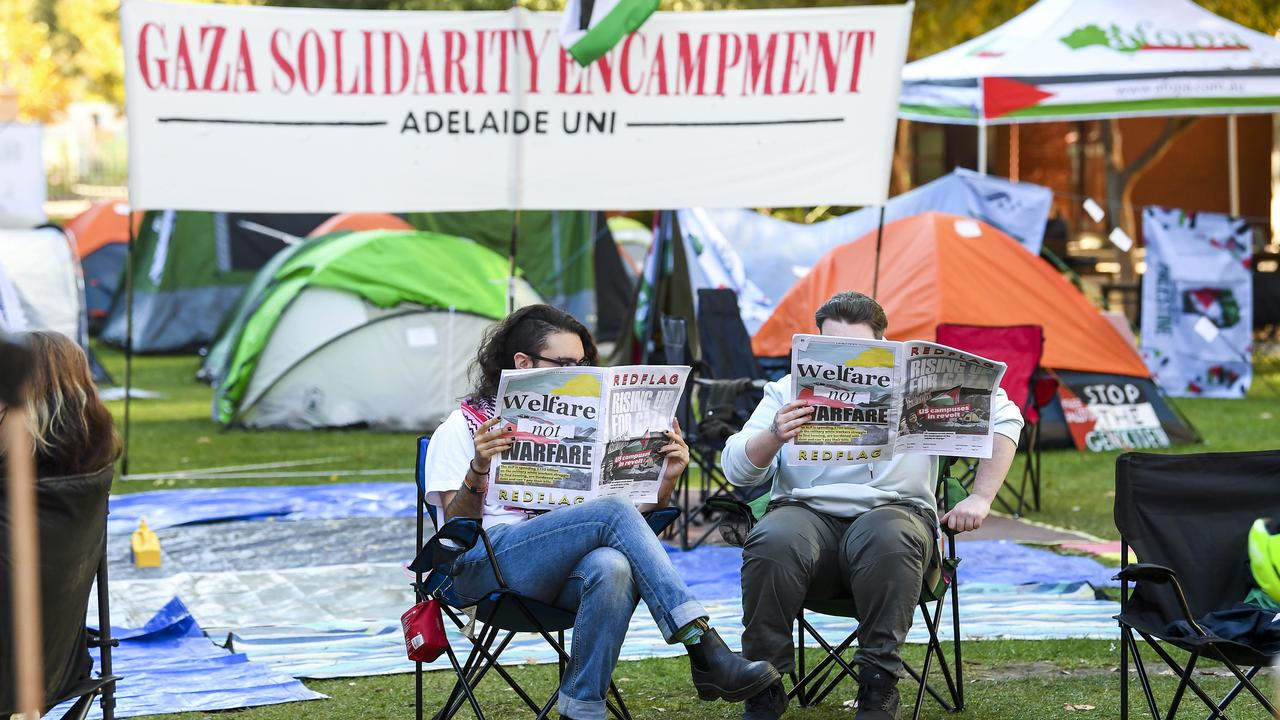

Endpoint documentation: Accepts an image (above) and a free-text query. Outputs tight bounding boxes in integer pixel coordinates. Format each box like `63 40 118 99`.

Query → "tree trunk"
891 119 913 195
1101 117 1197 281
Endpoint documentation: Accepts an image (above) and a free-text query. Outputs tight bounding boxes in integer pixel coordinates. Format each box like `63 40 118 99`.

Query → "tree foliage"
0 0 73 122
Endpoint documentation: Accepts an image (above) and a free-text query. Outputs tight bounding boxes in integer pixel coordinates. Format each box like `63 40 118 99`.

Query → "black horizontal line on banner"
627 117 846 128
157 117 387 127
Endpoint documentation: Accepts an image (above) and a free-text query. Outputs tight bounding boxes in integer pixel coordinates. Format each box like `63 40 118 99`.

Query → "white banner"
121 0 911 212
1141 206 1253 399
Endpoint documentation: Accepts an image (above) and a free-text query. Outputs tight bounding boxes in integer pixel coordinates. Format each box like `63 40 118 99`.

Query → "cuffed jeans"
740 502 935 678
449 496 707 720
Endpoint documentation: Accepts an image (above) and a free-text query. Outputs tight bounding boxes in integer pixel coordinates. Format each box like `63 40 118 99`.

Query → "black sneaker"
854 667 901 720
743 678 788 720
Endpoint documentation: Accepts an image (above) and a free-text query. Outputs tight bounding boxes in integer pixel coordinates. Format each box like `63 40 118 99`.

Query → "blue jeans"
450 495 707 720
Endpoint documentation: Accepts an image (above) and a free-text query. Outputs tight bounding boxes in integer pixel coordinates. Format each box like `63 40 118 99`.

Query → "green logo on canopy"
1061 22 1249 53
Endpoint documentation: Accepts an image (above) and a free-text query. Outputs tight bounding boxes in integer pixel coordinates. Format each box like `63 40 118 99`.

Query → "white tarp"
0 123 47 227
121 0 912 212
1141 206 1253 399
900 0 1280 124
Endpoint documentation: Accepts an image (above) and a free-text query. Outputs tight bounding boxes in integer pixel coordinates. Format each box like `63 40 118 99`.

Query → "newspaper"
488 365 690 511
789 335 1006 465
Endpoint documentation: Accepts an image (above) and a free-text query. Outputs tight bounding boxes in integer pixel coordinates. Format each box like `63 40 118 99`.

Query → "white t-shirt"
424 408 531 529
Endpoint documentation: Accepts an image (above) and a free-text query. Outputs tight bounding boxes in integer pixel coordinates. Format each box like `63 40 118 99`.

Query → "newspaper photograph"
788 335 1006 466
489 365 689 510
788 335 900 464
895 342 1007 458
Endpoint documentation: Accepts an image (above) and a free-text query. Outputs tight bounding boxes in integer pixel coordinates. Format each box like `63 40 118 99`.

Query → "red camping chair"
934 324 1056 516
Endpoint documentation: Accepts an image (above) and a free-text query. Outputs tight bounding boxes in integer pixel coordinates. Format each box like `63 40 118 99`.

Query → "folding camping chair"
673 288 770 549
708 460 968 720
409 436 681 720
1 466 119 720
1114 450 1280 720
935 323 1056 516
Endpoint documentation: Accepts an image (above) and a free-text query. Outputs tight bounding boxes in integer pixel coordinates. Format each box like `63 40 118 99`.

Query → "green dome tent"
207 229 541 431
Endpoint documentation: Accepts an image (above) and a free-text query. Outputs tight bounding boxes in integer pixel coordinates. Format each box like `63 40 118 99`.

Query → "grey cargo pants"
740 501 936 677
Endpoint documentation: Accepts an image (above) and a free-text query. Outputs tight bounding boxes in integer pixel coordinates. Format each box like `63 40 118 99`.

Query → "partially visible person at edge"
726 292 1024 720
0 331 119 478
424 304 779 720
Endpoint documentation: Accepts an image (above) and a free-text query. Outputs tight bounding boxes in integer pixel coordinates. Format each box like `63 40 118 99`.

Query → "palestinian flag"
560 0 659 67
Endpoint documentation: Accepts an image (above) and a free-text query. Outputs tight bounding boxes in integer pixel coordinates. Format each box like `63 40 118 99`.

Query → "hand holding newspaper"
789 335 1006 465
488 365 690 510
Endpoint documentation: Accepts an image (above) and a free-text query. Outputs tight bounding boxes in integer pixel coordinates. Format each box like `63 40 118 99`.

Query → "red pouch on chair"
402 598 449 662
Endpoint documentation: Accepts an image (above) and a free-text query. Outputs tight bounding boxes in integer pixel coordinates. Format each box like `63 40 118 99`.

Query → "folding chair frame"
1116 549 1279 720
48 547 120 720
413 435 678 720
707 464 966 720
788 471 964 720
673 378 766 550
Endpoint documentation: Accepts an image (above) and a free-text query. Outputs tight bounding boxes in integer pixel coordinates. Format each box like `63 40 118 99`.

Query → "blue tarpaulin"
53 597 324 719
107 482 415 533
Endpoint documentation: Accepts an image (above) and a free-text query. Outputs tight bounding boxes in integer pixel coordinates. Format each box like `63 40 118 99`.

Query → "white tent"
235 286 541 431
0 260 28 332
899 0 1280 200
0 227 85 340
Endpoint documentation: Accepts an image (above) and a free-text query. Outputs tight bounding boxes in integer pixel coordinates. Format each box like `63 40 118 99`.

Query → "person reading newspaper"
425 305 779 720
725 292 1023 720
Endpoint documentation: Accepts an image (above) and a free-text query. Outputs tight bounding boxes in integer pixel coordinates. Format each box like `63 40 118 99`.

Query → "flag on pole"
559 0 659 67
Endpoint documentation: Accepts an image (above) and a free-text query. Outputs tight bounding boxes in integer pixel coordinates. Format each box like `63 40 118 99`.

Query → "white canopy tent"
899 0 1280 213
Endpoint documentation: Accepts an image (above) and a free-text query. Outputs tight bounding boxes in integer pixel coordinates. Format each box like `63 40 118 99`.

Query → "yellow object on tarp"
131 518 161 568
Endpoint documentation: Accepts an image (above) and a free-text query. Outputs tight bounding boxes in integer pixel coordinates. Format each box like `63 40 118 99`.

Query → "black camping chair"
0 465 119 720
1114 450 1280 720
409 436 681 720
674 288 769 549
708 460 968 720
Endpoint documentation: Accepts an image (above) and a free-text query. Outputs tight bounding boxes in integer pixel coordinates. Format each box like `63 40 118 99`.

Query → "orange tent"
307 212 412 238
64 202 141 258
752 212 1150 378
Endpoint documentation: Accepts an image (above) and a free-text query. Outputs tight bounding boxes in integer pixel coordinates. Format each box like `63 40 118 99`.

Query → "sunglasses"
526 352 592 368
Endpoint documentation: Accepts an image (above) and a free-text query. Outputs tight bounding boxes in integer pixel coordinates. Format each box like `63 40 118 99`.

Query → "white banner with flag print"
1140 206 1253 399
121 0 912 212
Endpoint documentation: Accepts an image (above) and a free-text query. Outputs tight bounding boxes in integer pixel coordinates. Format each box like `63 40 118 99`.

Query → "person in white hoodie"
725 291 1023 720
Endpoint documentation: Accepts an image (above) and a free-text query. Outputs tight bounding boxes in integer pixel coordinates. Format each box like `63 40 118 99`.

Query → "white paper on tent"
1108 228 1134 252
405 326 438 348
1082 198 1106 224
1193 316 1220 344
954 219 983 238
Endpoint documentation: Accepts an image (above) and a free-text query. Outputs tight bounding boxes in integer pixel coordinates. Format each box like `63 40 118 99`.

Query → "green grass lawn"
96 345 1280 718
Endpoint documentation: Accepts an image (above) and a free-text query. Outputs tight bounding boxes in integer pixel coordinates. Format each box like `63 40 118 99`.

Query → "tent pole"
977 117 988 176
1227 114 1240 217
122 209 136 477
871 205 886 300
507 213 520 314
507 0 524 314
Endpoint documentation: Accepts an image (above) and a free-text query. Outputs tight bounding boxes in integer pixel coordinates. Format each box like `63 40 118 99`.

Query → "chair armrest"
409 517 483 575
1114 563 1206 635
706 496 756 530
643 506 682 535
1113 563 1177 584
